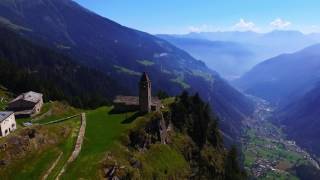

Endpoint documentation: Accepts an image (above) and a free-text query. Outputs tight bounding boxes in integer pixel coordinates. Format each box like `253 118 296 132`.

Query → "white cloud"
233 19 258 31
270 18 291 29
188 24 210 33
188 26 203 33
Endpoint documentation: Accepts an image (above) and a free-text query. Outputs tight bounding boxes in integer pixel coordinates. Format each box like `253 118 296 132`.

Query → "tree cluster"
0 26 124 108
170 91 247 179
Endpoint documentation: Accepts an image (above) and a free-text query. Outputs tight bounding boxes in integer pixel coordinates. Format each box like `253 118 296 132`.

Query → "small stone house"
113 72 162 113
7 91 43 118
0 111 16 137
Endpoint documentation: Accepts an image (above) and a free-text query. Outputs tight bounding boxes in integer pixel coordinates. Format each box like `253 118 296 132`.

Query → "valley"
243 98 320 179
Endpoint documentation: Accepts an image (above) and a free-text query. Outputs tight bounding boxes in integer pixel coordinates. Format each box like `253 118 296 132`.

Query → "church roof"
114 96 139 106
113 96 161 106
140 72 150 82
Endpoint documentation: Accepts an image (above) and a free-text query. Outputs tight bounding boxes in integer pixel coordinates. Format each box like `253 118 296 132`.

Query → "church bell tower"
139 72 152 113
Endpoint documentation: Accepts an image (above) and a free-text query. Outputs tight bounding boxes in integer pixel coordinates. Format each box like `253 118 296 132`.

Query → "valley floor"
242 98 320 179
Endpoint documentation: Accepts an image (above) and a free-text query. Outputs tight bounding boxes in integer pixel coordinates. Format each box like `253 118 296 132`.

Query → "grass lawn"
1 148 60 180
61 106 135 179
0 117 80 179
46 117 81 180
137 144 189 178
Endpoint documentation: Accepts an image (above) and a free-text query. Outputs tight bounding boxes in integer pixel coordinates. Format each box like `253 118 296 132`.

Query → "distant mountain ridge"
0 0 254 143
234 44 320 106
161 30 320 78
157 35 255 79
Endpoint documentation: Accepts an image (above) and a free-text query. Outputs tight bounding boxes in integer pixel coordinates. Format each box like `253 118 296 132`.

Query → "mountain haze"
235 44 320 106
166 31 320 78
157 35 255 79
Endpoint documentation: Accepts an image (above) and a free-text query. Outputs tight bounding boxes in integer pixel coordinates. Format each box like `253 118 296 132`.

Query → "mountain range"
0 0 254 143
234 44 320 107
161 31 320 79
157 35 255 79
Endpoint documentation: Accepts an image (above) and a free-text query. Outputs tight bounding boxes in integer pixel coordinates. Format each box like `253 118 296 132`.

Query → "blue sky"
74 0 320 34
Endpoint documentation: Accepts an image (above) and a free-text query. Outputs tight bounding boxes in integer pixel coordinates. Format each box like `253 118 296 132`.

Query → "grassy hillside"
0 116 81 179
0 94 246 179
62 107 135 179
97 93 246 179
0 101 81 179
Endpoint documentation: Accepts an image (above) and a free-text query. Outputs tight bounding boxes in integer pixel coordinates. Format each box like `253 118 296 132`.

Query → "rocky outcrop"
102 112 173 179
128 112 170 150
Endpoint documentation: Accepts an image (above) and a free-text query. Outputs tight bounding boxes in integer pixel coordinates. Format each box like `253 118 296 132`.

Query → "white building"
7 91 43 118
0 111 17 137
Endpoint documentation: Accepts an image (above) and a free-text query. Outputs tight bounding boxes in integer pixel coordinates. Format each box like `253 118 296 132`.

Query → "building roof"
140 72 150 82
14 109 34 116
113 96 161 106
0 111 14 122
10 91 43 104
114 96 139 106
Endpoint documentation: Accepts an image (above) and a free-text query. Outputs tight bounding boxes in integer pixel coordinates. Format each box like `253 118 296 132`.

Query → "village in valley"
242 99 320 179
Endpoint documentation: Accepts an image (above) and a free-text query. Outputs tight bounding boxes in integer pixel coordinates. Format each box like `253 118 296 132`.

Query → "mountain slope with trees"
0 25 124 108
0 0 254 143
276 83 320 156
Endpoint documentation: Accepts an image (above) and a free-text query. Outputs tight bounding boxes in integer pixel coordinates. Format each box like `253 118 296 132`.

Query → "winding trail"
56 113 87 180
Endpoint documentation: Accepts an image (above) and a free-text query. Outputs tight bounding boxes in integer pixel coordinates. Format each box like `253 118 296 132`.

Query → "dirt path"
42 152 63 180
56 113 86 180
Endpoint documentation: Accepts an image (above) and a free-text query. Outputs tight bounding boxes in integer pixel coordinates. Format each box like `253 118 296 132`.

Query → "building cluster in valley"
0 91 43 137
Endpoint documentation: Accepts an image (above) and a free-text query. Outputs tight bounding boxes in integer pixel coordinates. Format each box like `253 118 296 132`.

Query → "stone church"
113 72 161 113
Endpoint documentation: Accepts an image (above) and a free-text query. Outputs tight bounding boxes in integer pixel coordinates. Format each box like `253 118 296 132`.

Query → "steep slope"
0 0 254 142
157 35 255 79
0 25 123 108
101 94 247 179
276 83 320 156
235 44 320 106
